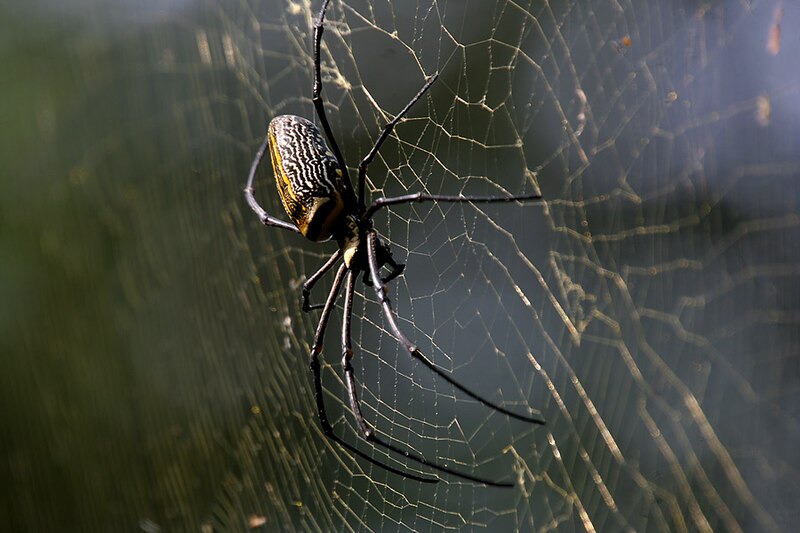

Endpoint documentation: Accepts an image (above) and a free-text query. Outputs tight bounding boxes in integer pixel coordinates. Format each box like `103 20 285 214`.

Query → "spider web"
3 0 800 531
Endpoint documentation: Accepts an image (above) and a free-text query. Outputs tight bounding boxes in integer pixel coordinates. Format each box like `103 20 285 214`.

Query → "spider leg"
302 249 342 312
312 0 356 206
361 244 404 287
366 230 546 426
357 74 438 213
244 136 303 233
310 264 437 484
380 247 405 284
361 263 404 288
340 270 513 487
365 191 543 220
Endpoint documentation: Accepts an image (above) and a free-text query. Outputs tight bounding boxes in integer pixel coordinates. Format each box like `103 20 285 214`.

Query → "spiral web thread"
153 0 799 530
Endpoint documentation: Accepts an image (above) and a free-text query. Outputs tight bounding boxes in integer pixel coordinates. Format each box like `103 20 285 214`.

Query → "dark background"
3 0 799 531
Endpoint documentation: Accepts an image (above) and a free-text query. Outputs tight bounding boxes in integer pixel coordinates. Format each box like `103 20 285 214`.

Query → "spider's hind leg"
310 264 437 484
366 230 546 426
340 268 513 487
302 249 342 312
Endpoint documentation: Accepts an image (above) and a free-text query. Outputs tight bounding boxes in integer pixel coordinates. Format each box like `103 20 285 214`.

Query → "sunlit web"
178 0 798 530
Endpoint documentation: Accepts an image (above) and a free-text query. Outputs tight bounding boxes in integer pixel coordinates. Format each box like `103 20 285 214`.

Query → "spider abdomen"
268 115 346 241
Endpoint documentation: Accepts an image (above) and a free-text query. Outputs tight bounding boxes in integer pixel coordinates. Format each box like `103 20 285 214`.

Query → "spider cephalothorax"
244 0 545 487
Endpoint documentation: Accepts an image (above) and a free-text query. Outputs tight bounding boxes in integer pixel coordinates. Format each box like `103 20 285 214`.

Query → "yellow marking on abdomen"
269 129 297 202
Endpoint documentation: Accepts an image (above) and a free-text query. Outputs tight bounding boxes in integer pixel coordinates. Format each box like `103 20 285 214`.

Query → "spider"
245 0 544 487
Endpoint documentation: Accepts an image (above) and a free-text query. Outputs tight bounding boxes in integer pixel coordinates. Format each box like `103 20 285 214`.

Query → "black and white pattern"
269 114 342 235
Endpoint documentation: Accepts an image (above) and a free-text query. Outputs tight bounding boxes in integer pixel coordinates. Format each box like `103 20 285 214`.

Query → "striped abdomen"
268 115 346 242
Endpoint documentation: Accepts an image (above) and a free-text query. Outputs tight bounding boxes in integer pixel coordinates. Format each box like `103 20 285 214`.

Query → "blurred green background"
3 0 799 531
